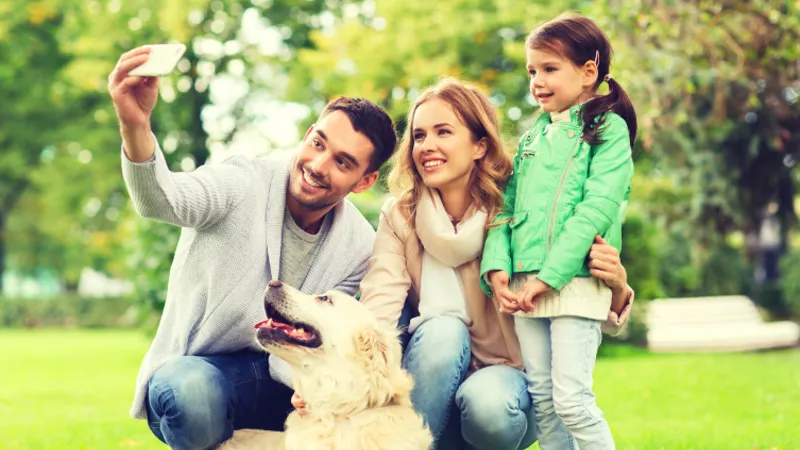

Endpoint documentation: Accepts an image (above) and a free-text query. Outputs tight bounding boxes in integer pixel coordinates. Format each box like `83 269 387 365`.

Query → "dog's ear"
354 325 391 376
354 325 412 407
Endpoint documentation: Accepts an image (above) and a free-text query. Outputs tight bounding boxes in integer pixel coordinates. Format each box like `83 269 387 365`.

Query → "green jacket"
480 104 634 294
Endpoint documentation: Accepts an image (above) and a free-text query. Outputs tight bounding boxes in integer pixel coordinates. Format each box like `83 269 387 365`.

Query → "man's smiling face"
288 110 377 212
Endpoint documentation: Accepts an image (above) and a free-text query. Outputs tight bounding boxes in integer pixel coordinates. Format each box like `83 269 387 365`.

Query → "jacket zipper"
547 137 581 252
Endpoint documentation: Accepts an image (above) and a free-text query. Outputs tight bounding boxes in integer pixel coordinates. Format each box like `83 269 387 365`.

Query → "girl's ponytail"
581 75 637 149
527 13 637 148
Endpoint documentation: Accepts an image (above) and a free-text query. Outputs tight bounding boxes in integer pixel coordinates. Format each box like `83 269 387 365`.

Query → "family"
108 13 635 450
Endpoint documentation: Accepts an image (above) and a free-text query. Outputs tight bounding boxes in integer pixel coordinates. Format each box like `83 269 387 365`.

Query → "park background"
1 0 799 448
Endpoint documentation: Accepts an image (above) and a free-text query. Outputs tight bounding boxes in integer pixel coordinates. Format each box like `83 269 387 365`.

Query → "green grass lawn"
1 329 798 449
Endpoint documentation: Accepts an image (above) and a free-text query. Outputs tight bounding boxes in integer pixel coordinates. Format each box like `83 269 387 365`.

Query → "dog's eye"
317 295 330 303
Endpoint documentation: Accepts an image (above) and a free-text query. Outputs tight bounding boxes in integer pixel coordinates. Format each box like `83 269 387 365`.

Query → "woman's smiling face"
411 98 485 191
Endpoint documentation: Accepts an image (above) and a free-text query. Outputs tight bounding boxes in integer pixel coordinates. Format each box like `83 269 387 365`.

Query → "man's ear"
582 61 599 88
351 170 379 194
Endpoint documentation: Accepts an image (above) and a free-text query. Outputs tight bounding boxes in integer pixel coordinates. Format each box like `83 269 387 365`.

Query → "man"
108 46 397 449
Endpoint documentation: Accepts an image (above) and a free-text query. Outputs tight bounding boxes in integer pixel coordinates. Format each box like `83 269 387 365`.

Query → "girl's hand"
588 235 627 291
291 392 308 417
489 270 520 313
518 277 552 312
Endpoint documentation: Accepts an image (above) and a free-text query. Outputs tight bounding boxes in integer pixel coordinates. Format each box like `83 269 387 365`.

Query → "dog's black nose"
269 280 282 288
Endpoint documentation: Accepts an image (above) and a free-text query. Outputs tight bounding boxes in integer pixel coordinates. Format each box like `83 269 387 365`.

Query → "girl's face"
411 98 486 192
526 47 595 113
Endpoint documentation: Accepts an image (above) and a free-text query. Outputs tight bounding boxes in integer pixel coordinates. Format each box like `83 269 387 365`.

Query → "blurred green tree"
0 2 71 292
604 1 800 252
2 0 205 292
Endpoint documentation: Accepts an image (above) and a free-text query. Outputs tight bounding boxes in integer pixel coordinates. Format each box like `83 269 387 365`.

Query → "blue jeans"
402 314 537 450
145 349 293 450
514 316 614 450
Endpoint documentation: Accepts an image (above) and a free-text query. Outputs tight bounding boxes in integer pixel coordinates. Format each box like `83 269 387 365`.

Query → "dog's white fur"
218 283 432 450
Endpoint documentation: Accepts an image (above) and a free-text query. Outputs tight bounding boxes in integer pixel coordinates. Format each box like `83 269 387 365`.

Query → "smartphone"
128 44 187 77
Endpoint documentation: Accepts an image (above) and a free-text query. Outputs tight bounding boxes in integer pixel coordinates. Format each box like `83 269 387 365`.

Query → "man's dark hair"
320 97 397 173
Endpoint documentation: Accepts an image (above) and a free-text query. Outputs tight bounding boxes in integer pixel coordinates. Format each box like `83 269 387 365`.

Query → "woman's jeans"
401 313 537 450
514 315 615 450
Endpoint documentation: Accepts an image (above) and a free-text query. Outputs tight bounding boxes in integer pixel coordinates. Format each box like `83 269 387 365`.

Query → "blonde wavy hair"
387 78 513 226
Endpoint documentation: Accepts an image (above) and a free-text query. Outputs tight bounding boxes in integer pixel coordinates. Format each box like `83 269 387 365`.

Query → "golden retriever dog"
218 280 432 450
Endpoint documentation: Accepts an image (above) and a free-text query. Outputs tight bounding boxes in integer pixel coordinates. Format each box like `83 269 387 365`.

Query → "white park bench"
645 295 800 352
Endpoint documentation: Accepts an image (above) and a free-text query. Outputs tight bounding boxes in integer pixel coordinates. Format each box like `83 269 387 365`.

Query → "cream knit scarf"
409 188 487 333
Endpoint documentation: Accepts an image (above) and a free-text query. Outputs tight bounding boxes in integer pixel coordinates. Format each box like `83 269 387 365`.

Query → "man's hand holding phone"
108 44 185 162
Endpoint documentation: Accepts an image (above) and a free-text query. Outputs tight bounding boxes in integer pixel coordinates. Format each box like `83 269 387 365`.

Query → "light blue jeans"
401 314 538 450
514 316 615 450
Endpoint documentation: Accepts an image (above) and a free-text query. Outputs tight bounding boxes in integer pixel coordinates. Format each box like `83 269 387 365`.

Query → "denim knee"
455 365 536 450
553 393 601 430
403 316 471 376
148 357 235 450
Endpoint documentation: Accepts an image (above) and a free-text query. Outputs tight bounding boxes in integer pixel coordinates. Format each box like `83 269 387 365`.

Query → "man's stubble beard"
288 171 341 212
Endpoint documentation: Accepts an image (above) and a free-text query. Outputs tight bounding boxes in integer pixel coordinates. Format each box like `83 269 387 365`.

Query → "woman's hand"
589 235 633 315
588 235 627 291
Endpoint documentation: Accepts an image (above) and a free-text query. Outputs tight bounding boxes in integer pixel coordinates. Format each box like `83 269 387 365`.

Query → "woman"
296 78 633 449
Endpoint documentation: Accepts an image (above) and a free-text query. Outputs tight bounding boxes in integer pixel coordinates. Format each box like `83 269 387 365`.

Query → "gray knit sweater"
121 139 375 420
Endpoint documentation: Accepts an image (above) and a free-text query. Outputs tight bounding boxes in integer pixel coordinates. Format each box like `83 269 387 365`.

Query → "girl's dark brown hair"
527 13 637 147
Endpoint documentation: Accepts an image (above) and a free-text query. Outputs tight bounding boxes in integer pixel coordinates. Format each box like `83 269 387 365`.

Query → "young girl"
481 13 636 450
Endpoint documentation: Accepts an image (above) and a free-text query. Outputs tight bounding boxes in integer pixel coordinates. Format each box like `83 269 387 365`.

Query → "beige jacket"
359 199 524 370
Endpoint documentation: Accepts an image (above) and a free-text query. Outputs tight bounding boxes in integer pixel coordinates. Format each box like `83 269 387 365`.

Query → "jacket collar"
546 103 583 126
